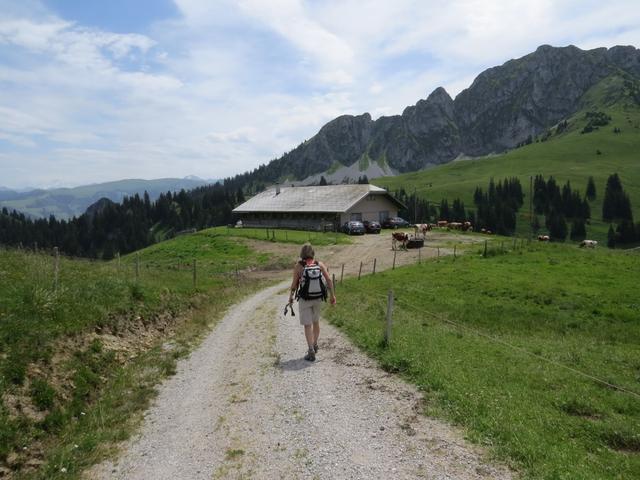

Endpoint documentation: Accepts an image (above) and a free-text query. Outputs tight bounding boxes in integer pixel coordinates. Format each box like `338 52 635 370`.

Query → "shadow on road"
278 358 316 371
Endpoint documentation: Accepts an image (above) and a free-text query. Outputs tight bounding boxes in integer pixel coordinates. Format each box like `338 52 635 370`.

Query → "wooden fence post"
384 289 394 346
373 258 377 275
454 244 457 259
437 247 440 259
392 250 397 270
483 240 488 257
340 264 345 283
418 247 421 264
193 259 197 289
358 261 363 280
53 247 59 292
332 273 336 292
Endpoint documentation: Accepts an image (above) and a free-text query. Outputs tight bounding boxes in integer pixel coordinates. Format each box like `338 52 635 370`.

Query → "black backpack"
296 261 328 301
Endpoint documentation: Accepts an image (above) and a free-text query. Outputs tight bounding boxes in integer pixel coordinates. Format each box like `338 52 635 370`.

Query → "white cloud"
1 0 640 189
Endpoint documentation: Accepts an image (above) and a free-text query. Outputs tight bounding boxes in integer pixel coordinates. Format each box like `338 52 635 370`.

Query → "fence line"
381 291 640 401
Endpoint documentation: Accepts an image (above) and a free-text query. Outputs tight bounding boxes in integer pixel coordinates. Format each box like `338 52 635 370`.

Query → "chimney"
275 185 280 195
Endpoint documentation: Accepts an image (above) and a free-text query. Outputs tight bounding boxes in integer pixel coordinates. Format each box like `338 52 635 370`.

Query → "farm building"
232 184 405 231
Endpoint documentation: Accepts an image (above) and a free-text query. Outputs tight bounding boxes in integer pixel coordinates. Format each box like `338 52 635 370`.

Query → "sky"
0 0 639 189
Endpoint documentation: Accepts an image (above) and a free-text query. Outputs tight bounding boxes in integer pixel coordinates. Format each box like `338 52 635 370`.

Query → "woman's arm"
288 263 301 303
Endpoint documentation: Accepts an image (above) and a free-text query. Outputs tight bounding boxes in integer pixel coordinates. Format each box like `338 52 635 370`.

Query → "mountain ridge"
0 177 217 219
243 44 640 188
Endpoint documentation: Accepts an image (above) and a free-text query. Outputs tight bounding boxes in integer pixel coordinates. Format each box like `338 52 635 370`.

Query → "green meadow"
208 225 352 246
325 243 640 478
377 80 640 242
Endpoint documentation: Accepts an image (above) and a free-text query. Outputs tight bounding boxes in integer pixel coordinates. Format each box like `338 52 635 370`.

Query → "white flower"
60 467 67 473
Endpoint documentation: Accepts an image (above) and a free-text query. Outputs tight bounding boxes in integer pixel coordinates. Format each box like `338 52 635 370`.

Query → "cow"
413 223 431 239
579 239 598 248
538 235 550 242
463 221 473 232
392 232 409 251
448 222 463 230
437 220 448 228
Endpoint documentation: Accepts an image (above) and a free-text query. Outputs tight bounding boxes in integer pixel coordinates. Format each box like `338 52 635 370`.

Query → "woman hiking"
288 243 336 361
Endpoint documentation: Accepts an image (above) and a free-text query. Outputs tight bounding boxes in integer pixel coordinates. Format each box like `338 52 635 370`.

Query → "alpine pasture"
326 242 640 479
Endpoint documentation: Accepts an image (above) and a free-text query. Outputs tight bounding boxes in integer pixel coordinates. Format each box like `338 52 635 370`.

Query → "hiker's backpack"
296 261 328 301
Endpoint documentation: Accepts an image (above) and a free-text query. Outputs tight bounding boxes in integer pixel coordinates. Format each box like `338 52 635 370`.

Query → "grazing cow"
579 239 598 248
463 221 473 232
413 223 431 239
448 222 463 230
391 232 409 251
538 235 550 242
437 220 448 228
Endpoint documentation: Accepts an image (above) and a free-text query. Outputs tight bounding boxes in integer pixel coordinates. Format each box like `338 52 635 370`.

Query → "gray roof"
233 184 403 213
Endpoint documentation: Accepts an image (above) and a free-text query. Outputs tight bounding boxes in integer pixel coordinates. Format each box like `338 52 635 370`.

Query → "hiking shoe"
313 343 319 353
304 349 316 362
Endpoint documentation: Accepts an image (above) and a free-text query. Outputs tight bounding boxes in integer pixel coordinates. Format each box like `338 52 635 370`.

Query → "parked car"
381 217 411 229
342 220 366 235
362 220 381 234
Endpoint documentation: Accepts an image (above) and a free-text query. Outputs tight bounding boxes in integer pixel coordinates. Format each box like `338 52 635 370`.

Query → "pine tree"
607 224 616 248
439 199 450 221
569 219 586 241
586 176 596 201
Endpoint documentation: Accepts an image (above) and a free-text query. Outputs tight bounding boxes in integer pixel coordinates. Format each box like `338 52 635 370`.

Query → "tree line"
0 183 244 259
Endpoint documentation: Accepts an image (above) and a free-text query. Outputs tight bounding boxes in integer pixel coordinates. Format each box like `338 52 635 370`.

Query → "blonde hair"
300 243 315 260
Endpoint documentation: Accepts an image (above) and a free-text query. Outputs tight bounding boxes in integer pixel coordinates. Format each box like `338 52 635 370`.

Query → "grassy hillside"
0 230 284 478
326 244 640 479
377 77 640 242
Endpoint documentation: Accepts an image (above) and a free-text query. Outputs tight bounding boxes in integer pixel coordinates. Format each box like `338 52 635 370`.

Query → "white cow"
579 239 598 248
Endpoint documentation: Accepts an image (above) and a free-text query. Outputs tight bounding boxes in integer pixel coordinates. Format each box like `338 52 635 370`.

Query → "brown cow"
392 232 409 251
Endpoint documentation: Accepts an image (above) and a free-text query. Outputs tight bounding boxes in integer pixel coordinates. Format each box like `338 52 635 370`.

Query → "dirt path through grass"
89 274 512 479
244 229 483 280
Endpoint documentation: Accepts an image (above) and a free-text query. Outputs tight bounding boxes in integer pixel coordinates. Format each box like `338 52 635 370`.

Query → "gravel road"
89 277 513 480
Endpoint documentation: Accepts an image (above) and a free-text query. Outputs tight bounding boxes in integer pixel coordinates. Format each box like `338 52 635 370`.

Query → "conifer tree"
607 224 616 248
569 219 586 241
586 176 596 201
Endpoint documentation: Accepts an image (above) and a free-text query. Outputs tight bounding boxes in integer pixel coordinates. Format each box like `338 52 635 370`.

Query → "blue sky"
0 0 639 189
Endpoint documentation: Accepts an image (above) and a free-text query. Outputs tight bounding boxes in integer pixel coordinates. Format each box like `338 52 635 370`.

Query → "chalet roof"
232 184 404 213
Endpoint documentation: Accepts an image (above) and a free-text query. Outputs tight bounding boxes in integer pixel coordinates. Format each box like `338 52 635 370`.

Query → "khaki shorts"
298 298 323 326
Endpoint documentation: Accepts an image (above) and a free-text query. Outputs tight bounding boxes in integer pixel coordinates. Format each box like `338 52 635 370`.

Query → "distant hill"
233 44 640 189
0 177 216 219
376 73 640 242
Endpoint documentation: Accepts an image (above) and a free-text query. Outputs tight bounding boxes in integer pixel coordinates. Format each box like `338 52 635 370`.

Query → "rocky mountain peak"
245 44 640 185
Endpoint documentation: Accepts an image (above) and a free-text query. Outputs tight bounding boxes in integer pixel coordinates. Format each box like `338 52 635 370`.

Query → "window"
350 212 362 221
379 211 389 222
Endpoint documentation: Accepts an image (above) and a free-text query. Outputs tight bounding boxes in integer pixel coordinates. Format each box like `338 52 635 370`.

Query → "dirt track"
245 230 483 280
